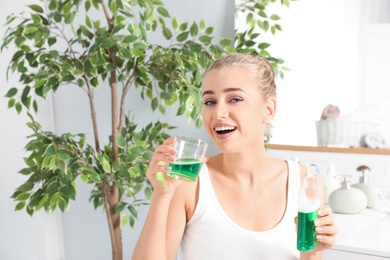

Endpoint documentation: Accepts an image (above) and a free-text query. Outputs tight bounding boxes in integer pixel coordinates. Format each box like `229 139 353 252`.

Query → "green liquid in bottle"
297 210 318 252
168 158 203 182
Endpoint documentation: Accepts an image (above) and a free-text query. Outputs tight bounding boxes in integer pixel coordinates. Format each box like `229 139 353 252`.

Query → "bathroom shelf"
266 144 390 155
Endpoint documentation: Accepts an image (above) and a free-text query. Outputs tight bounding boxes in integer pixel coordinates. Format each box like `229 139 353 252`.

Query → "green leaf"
199 19 206 30
176 104 186 116
258 42 271 49
116 133 126 148
176 32 189 42
15 201 26 211
144 187 152 200
31 13 42 24
131 48 143 57
114 201 126 213
102 158 111 173
271 26 276 35
50 192 61 208
151 97 158 111
112 159 121 172
36 194 49 210
15 102 22 114
28 4 44 13
5 88 18 98
8 98 15 108
162 27 172 40
33 79 47 89
270 14 281 20
121 214 130 228
16 182 34 192
199 35 212 44
65 12 76 24
129 205 138 218
179 22 188 31
157 7 170 18
15 192 30 201
142 151 153 161
172 17 179 30
62 1 72 14
219 38 232 47
190 22 199 36
24 27 38 35
129 215 135 228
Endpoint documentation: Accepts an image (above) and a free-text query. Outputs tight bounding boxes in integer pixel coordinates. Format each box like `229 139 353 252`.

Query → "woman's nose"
212 109 229 119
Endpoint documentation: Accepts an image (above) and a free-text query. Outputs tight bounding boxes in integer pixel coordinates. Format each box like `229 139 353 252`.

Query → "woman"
133 54 337 259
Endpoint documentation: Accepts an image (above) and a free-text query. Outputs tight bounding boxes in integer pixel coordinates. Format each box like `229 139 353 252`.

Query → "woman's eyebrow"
202 88 245 96
202 90 214 96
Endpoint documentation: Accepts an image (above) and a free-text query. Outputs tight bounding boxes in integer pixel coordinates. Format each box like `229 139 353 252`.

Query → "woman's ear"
263 97 276 123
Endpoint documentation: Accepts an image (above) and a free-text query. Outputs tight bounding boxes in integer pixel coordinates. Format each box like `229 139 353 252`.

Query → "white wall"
235 0 390 146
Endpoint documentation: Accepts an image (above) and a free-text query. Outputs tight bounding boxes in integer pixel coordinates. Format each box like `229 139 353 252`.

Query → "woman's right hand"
147 136 183 198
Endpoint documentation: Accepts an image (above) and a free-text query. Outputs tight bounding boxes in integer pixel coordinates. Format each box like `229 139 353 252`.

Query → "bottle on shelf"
328 175 367 214
323 163 341 204
352 165 381 208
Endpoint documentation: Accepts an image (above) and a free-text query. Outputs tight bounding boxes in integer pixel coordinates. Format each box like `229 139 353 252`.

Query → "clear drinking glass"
167 135 208 182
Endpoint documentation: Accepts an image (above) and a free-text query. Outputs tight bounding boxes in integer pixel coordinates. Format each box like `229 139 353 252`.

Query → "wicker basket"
316 120 377 147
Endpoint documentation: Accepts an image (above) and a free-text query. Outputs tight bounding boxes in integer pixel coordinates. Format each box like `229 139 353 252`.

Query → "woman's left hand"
313 205 338 251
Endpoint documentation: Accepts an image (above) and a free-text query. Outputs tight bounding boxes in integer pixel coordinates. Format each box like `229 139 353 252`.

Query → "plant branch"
118 63 138 132
84 77 101 154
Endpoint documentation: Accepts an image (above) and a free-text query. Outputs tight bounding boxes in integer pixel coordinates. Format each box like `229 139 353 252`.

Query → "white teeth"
215 126 236 132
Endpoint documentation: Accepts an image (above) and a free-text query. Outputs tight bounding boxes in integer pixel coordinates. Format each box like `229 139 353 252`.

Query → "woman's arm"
132 137 188 260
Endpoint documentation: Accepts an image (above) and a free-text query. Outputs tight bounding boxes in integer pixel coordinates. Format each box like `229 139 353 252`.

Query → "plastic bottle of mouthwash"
297 164 320 252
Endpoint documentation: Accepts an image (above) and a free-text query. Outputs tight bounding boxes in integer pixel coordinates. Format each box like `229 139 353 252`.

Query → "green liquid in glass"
297 210 318 252
168 158 203 182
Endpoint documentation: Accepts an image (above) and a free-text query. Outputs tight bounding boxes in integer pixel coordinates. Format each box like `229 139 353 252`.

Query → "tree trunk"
103 182 122 260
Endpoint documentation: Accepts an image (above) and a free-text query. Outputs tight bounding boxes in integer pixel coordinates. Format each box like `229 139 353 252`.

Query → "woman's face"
201 67 275 153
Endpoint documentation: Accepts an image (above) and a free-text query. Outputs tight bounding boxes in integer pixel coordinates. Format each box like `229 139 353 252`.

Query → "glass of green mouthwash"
167 135 208 182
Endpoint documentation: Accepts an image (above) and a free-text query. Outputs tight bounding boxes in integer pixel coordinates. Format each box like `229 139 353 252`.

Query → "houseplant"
1 0 291 259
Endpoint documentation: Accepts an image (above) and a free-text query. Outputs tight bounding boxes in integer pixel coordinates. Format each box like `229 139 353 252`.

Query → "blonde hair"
205 53 276 99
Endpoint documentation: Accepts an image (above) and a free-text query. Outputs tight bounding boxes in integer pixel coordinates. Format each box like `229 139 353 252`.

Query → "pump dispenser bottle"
297 164 320 252
352 165 380 208
328 175 367 214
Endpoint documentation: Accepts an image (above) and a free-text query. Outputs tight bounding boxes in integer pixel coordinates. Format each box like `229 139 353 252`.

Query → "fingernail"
165 166 172 171
315 227 323 232
316 235 324 241
168 156 175 162
314 220 321 226
318 210 324 215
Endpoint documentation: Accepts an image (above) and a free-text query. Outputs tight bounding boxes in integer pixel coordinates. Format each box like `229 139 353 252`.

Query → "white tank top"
177 160 301 260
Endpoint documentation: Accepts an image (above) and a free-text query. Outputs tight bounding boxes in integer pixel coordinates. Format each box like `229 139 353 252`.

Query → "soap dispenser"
328 175 367 214
352 165 380 208
323 163 340 204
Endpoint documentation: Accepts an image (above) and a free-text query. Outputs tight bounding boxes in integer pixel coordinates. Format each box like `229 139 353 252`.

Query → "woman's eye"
230 97 242 103
203 100 216 106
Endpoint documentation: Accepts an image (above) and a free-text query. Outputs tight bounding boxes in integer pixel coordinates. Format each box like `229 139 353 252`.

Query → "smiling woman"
132 53 338 260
